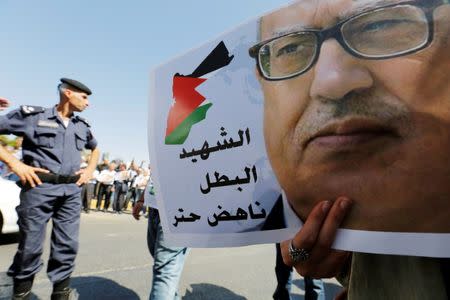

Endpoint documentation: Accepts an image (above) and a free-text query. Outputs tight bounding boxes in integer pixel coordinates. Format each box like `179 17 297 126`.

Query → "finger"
298 198 352 272
33 168 50 173
292 200 331 249
20 175 27 184
294 250 350 278
76 176 85 186
30 172 42 185
281 200 331 266
25 173 36 188
75 170 83 175
315 197 352 252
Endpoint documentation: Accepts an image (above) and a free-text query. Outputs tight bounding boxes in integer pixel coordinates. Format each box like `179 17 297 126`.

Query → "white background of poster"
149 19 303 246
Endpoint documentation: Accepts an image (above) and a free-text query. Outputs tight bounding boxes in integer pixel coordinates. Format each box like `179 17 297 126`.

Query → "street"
0 211 342 300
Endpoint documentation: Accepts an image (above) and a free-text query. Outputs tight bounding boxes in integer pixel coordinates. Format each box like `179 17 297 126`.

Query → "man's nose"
309 39 373 101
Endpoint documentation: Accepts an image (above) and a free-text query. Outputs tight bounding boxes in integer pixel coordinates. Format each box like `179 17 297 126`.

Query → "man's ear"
64 89 72 98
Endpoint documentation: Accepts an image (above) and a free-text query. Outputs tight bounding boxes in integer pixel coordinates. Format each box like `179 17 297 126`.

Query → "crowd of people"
80 157 151 215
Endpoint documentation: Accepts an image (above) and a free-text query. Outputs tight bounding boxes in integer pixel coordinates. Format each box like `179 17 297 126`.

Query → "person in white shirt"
81 158 98 213
133 168 148 206
96 162 116 212
112 163 129 214
123 163 138 210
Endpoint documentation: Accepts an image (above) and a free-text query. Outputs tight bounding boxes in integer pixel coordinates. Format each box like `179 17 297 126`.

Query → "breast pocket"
34 128 57 148
75 131 87 150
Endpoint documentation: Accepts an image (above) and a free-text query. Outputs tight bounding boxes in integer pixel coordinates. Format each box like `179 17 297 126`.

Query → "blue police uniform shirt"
0 105 97 177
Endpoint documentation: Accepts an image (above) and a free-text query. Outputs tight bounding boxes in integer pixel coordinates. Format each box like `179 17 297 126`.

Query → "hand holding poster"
149 0 450 257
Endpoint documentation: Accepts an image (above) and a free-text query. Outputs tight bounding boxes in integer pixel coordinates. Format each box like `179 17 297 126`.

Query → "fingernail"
322 200 331 213
340 198 351 210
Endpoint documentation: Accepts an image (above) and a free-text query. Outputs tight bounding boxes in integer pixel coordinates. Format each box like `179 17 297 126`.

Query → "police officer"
0 78 100 300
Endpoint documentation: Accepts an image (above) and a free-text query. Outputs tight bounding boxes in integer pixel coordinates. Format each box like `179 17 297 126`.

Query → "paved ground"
0 210 342 300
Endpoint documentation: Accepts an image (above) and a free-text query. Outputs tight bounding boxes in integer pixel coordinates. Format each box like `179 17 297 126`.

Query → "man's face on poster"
254 0 450 232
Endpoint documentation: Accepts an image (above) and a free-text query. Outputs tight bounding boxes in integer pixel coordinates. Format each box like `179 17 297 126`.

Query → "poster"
149 0 450 257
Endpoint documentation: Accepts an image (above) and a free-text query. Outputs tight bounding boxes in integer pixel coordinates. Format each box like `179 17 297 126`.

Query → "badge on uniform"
23 106 35 114
20 105 45 115
37 120 59 128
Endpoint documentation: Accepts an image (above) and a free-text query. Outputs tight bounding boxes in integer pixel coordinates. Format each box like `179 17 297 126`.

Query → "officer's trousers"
7 185 81 283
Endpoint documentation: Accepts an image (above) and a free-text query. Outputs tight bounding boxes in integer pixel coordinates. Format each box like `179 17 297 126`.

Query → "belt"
17 173 80 189
37 173 80 184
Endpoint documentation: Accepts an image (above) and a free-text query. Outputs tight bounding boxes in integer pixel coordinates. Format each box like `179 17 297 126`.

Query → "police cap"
60 78 92 95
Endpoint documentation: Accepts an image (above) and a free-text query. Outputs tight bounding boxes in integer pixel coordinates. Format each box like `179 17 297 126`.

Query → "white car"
0 177 20 234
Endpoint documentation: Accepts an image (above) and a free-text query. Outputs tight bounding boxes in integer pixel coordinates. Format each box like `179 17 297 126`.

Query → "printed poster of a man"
149 0 450 257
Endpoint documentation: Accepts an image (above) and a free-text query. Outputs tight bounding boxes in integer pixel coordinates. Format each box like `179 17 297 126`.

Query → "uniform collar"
47 106 76 124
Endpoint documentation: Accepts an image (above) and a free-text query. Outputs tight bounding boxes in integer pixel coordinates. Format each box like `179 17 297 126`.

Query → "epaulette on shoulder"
20 105 45 115
75 116 91 127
